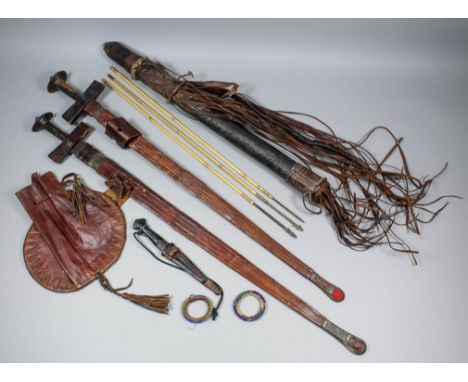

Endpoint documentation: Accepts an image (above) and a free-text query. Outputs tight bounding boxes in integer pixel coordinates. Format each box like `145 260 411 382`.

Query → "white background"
0 19 467 362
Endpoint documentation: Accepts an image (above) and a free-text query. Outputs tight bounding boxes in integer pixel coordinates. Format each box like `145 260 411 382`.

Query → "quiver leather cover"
16 172 126 292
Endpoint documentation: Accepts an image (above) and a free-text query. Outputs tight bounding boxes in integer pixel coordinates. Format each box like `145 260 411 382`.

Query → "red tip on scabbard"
331 287 345 302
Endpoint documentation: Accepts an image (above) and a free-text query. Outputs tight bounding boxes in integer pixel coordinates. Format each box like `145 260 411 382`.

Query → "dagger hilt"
133 218 168 250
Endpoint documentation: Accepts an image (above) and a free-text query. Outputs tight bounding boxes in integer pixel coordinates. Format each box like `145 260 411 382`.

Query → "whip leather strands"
104 42 457 260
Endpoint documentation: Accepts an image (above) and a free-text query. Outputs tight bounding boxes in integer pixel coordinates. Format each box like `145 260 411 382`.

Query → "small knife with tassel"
133 218 224 318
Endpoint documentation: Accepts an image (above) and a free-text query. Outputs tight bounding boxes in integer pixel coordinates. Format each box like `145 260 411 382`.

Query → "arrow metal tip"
287 229 297 239
295 224 304 231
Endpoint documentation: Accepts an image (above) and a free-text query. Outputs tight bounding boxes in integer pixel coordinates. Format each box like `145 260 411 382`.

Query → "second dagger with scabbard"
133 218 224 319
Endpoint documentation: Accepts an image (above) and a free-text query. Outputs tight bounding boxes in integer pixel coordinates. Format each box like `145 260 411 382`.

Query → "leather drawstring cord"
166 71 194 104
133 232 183 271
97 272 170 314
61 173 88 224
130 57 146 80
177 71 194 81
60 173 109 224
303 191 323 215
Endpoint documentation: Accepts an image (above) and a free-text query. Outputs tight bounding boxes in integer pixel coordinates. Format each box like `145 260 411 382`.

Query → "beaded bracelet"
233 290 266 322
182 294 214 324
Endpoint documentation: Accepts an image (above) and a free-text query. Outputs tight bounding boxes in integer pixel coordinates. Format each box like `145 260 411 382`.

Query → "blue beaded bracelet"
233 290 266 322
182 294 214 324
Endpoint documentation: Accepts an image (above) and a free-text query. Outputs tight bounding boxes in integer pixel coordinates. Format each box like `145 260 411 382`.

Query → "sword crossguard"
47 70 105 125
32 113 93 163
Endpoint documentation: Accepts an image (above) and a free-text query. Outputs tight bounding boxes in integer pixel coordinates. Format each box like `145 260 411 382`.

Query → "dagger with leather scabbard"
133 218 224 319
46 70 345 303
31 113 366 354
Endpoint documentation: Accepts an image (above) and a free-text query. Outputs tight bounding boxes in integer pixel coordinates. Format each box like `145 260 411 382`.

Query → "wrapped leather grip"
195 113 296 178
194 114 324 196
286 164 325 194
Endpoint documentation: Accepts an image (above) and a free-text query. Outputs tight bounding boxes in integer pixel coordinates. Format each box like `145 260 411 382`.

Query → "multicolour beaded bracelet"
182 294 214 324
233 290 266 322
